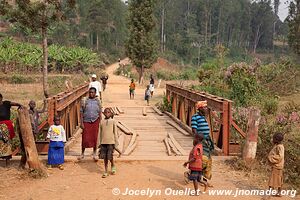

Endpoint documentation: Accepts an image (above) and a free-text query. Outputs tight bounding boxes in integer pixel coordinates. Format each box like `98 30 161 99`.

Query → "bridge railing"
166 84 245 156
37 83 89 141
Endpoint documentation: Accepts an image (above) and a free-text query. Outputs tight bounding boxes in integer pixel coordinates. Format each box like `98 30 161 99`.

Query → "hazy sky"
278 0 289 21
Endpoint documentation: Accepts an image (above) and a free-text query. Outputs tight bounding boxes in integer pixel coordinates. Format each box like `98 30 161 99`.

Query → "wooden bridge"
36 62 246 159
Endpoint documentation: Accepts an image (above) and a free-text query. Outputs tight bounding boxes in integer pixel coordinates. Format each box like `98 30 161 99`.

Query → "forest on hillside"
0 0 296 65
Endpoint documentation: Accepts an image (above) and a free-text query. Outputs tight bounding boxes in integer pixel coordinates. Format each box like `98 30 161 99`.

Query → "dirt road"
0 61 297 200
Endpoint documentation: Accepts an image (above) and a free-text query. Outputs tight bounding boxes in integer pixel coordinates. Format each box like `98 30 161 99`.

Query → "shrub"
263 98 279 115
10 74 34 84
156 95 172 113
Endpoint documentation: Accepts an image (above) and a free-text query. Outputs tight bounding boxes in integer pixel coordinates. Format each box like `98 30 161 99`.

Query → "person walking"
89 74 102 101
149 74 155 97
191 101 214 186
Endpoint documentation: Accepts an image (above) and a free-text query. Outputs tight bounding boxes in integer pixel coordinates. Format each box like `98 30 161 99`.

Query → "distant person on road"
79 87 102 161
99 108 120 178
28 99 47 140
149 74 155 97
47 115 66 170
191 101 214 186
183 133 208 194
100 75 109 91
0 93 23 162
268 132 285 197
129 79 136 99
145 85 151 106
89 74 102 101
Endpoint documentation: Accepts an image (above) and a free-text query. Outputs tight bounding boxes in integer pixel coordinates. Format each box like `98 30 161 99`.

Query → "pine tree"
126 0 157 83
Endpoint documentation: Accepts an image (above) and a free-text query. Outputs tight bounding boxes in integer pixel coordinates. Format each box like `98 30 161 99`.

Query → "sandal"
102 172 109 178
111 166 116 175
58 165 64 170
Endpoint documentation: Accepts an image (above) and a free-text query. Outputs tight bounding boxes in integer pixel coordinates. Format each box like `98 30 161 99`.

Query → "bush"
263 98 279 115
257 57 300 95
10 74 34 84
156 95 172 113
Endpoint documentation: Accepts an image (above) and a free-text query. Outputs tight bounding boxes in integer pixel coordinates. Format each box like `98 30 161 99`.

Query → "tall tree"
287 0 300 55
126 0 157 83
0 0 75 98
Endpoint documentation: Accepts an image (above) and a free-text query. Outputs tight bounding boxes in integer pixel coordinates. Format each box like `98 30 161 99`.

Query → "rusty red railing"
166 84 245 156
38 83 89 140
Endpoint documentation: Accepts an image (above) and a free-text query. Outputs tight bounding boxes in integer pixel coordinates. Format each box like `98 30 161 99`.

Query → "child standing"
145 85 151 106
268 132 284 196
183 134 207 195
28 99 47 140
99 108 119 178
47 116 66 170
129 79 136 99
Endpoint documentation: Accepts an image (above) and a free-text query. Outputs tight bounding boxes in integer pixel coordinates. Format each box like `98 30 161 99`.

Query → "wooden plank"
231 120 246 138
118 121 135 135
164 111 193 135
123 140 138 156
142 107 147 116
117 122 132 135
166 120 190 136
116 107 124 114
127 131 137 148
152 107 164 116
163 138 172 156
168 132 187 156
112 107 120 115
118 134 125 153
166 137 181 155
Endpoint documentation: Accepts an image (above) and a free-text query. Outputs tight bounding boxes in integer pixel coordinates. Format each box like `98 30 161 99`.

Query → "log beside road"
18 109 45 171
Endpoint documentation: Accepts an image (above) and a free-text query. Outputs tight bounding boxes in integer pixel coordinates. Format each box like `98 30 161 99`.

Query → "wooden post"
189 101 196 126
47 98 54 126
166 90 170 102
243 108 261 164
18 109 44 170
222 101 229 156
172 94 177 117
179 99 186 124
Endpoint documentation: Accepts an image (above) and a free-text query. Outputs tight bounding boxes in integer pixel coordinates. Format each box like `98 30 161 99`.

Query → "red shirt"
188 143 203 171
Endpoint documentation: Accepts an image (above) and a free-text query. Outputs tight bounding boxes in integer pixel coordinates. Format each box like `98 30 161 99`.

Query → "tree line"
0 0 299 84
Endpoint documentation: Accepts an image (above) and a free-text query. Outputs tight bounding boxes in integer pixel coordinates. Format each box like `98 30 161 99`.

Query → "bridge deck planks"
66 106 193 159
